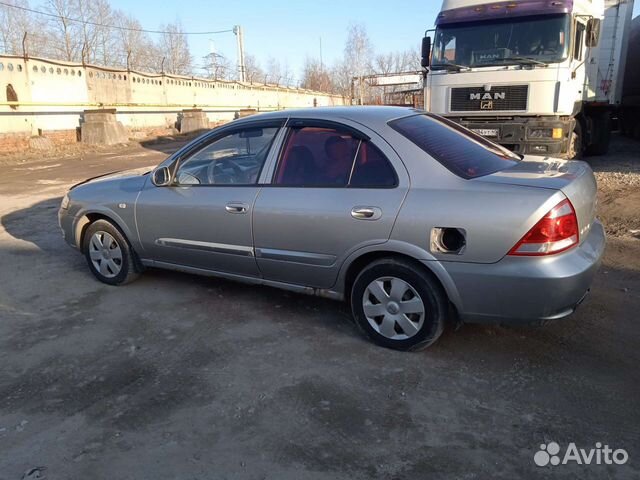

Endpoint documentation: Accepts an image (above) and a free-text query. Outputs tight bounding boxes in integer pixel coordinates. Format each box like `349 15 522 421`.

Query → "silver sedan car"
59 107 605 350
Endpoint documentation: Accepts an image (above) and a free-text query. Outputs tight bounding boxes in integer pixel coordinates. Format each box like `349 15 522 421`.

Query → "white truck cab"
422 0 634 158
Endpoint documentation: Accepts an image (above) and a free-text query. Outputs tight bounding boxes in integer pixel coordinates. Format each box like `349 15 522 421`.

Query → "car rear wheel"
350 258 447 351
83 219 140 286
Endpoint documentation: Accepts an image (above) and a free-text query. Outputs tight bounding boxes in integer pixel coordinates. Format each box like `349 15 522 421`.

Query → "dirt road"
0 136 638 479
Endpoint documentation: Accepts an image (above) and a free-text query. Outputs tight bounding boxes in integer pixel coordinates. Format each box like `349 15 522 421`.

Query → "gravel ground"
0 134 638 480
590 135 640 239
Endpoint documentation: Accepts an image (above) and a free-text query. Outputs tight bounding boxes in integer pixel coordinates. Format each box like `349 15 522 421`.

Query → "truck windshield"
432 14 570 69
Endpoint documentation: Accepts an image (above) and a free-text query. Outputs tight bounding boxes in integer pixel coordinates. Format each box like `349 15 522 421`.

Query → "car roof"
231 106 422 129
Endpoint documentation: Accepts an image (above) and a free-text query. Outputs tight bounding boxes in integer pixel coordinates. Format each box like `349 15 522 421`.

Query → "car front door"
252 119 409 288
135 120 284 277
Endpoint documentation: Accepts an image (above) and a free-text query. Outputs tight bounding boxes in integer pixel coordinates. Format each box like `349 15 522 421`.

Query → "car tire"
350 258 447 351
83 219 140 286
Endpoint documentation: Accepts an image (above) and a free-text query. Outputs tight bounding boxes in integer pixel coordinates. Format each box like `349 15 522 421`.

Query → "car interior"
175 127 277 185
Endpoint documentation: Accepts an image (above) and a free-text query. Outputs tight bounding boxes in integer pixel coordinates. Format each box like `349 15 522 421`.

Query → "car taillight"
509 198 579 256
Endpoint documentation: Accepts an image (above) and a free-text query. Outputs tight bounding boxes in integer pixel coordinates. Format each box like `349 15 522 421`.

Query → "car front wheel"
350 258 447 351
83 219 140 286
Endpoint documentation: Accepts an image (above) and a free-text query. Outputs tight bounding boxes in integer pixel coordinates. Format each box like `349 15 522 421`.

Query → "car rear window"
388 114 520 179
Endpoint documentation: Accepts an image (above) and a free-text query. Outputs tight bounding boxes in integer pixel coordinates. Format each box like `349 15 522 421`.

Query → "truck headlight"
60 193 70 210
529 127 563 139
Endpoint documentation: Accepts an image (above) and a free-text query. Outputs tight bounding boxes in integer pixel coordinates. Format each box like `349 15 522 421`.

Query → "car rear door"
252 119 409 288
135 120 285 277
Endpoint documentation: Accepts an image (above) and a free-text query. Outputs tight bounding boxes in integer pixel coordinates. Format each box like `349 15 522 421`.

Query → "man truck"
422 0 635 158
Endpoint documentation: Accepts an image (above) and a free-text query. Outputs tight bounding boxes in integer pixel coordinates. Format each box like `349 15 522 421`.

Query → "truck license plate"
471 128 499 137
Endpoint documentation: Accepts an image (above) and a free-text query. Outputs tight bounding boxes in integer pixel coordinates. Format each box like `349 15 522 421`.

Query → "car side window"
273 126 396 188
350 141 397 187
274 127 359 187
175 127 279 185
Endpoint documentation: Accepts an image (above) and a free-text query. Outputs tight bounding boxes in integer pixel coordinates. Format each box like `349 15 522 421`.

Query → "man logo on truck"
470 92 506 101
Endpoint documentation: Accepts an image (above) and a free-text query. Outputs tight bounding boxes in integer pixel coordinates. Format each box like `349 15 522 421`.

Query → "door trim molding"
255 247 336 266
155 238 254 257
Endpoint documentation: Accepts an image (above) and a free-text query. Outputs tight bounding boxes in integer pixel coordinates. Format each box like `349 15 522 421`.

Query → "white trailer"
421 0 635 158
621 15 640 138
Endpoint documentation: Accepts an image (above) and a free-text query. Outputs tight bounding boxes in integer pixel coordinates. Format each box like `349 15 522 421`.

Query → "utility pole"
319 36 323 71
233 25 246 83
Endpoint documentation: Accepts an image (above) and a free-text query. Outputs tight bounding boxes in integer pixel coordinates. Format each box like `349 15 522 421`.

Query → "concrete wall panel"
0 54 344 137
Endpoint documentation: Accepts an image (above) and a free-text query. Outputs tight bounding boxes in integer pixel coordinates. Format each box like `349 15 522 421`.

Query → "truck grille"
450 85 528 112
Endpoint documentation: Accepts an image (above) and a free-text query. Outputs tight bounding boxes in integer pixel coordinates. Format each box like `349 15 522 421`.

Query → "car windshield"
389 114 521 179
432 14 570 69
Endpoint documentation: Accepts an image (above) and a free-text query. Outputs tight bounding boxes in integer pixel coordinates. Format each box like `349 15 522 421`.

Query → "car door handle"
351 206 382 220
225 202 249 214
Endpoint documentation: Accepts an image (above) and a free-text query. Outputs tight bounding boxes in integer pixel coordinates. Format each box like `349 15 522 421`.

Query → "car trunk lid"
476 156 598 244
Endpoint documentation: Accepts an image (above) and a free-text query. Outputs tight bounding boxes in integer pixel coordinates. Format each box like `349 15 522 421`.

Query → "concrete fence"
0 54 344 149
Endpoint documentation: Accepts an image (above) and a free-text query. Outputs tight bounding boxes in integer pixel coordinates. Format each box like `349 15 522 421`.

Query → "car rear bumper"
434 220 605 324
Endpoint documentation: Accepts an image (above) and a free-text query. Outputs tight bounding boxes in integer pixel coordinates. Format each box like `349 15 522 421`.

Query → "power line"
0 1 234 35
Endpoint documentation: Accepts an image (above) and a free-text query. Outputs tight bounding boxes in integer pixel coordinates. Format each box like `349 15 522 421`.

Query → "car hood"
71 167 152 189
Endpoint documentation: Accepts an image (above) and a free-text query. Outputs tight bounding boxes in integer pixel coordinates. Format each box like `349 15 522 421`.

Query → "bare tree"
301 56 334 92
76 0 97 62
0 0 47 57
331 59 354 99
44 0 82 61
265 58 293 86
2 1 423 92
108 11 159 71
158 21 192 75
280 60 293 87
369 50 418 104
343 22 373 103
265 57 279 84
267 56 290 85
43 0 120 65
374 52 400 75
0 0 204 75
83 0 115 65
244 53 264 83
391 48 420 71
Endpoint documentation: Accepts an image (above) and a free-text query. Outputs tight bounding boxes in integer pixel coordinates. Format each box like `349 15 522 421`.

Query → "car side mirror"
586 18 601 47
152 166 171 186
421 36 432 68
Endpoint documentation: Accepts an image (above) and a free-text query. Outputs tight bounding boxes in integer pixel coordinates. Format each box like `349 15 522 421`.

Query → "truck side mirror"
421 36 432 68
586 18 601 47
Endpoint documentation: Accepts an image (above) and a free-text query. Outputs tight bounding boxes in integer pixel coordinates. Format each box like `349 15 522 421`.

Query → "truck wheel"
586 113 612 156
568 122 583 160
